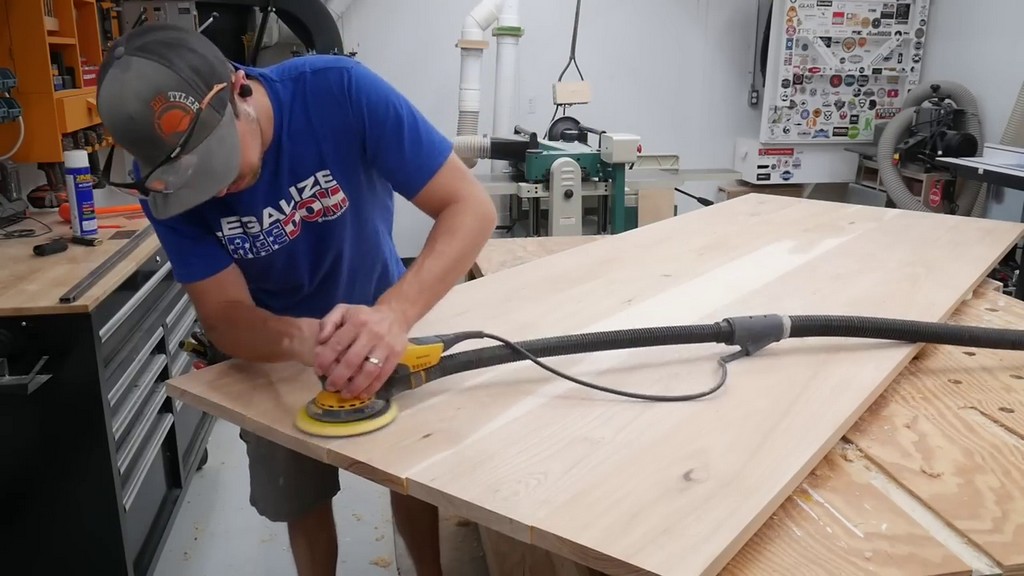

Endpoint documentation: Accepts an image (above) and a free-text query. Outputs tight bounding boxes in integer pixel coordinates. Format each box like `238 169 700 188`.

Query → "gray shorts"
238 428 340 522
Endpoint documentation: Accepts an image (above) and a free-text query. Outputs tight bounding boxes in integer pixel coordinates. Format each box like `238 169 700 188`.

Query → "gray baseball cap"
97 22 240 219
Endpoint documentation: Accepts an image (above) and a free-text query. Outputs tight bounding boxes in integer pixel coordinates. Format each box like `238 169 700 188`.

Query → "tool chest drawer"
163 292 197 378
173 397 205 470
104 324 164 407
120 396 177 576
94 248 179 371
113 355 168 472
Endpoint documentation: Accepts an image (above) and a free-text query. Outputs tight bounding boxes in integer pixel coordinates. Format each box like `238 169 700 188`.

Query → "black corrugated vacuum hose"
415 315 1024 403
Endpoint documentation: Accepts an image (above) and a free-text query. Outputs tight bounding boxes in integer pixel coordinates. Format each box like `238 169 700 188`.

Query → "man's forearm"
377 197 494 328
201 302 316 365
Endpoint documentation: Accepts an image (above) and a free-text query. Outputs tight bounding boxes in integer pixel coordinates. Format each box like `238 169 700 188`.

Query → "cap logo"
150 91 202 141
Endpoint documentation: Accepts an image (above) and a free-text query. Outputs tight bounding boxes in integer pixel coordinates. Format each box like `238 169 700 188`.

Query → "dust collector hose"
419 314 1024 397
877 81 984 215
453 135 491 163
456 110 481 168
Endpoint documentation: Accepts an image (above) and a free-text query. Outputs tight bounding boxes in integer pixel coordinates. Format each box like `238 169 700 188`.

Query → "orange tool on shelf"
58 202 143 223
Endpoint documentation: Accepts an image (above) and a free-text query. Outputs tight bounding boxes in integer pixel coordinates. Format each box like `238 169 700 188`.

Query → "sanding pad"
294 398 399 438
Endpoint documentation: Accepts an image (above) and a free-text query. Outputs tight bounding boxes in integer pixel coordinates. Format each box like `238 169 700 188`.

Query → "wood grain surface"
471 241 1024 576
0 207 155 316
470 236 601 278
166 195 1024 575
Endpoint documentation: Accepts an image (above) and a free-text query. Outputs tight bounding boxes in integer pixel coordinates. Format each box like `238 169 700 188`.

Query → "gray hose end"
725 314 790 356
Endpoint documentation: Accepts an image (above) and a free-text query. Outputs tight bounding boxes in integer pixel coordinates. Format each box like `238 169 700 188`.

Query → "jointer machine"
455 116 688 237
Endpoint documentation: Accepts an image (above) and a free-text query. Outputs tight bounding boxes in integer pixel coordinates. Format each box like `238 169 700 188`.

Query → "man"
96 22 496 576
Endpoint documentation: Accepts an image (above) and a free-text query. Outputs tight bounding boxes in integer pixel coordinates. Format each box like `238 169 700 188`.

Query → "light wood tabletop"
0 207 158 317
166 195 1024 575
473 233 1024 576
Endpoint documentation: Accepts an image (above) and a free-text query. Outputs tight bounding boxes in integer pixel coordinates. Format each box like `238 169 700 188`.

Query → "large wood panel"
166 195 1024 575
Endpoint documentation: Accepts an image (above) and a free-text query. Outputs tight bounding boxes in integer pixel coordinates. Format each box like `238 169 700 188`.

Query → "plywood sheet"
723 444 973 576
167 195 1024 575
471 236 601 278
847 286 1024 573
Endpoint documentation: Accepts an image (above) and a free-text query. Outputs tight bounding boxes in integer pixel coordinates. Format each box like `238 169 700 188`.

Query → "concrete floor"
153 418 488 576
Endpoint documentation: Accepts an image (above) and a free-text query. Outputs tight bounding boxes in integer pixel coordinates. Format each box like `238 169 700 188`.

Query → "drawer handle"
122 413 173 511
117 384 166 474
165 292 191 328
107 327 164 406
111 354 167 441
168 308 197 351
99 262 173 343
170 351 191 380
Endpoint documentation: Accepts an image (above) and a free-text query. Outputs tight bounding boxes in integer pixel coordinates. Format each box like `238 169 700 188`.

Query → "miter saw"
455 116 683 237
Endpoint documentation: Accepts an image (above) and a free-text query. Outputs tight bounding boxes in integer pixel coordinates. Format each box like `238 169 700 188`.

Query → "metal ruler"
59 227 155 304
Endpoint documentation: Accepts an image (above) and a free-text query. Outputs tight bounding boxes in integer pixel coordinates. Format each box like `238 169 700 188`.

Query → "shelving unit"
0 0 110 164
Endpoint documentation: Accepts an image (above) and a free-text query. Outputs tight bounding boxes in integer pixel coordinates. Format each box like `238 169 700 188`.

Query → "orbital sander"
294 332 469 437
293 312 1024 438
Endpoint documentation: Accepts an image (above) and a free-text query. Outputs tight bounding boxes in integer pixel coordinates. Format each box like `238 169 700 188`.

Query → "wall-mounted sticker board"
760 0 930 145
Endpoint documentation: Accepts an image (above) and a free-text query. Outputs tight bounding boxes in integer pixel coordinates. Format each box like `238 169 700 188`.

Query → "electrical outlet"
528 97 536 114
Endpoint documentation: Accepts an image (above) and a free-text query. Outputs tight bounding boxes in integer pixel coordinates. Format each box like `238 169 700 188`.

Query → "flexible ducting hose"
414 314 1024 397
877 81 984 215
453 135 491 163
457 110 481 168
971 79 1024 217
1004 79 1024 149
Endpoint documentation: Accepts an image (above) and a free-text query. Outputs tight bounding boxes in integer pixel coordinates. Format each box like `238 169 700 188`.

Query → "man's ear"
231 69 249 97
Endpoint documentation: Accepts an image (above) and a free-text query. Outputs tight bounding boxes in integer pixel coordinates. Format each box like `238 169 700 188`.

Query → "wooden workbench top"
474 235 1024 576
166 195 1024 576
0 206 157 317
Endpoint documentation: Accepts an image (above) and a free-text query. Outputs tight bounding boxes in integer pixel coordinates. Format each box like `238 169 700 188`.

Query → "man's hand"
289 317 322 368
314 303 411 398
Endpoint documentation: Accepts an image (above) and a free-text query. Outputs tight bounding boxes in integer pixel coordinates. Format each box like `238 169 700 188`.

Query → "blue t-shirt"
139 56 453 319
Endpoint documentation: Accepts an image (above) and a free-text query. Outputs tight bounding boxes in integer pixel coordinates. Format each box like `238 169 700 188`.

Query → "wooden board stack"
167 195 1024 575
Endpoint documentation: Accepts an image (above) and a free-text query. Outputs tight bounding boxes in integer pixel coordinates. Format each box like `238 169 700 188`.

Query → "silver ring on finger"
365 356 383 367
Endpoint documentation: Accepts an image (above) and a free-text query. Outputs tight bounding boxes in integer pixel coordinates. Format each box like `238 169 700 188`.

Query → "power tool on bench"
179 329 230 369
294 313 1024 438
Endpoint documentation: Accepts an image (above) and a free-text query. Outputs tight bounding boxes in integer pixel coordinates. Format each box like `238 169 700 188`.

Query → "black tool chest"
0 245 215 576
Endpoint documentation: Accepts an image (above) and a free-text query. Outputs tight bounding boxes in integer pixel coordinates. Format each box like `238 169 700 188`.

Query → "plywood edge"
529 526 655 576
406 477 534 544
724 442 975 576
845 362 1023 571
0 302 93 317
478 527 606 576
844 441 1004 575
323 450 408 494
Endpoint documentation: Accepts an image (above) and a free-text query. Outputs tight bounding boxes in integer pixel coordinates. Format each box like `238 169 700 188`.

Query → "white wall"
920 0 1024 148
339 0 764 257
7 1 1023 257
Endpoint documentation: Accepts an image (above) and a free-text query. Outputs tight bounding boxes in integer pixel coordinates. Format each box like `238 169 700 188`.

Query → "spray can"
63 149 97 238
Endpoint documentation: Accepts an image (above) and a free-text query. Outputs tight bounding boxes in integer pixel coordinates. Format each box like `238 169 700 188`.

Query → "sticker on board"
760 0 930 144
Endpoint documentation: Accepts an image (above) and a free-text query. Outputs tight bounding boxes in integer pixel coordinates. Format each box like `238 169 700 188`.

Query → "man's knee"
239 429 340 522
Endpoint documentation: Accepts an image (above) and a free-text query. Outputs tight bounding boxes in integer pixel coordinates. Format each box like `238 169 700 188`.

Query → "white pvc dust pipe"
456 0 524 170
457 0 502 153
491 0 520 175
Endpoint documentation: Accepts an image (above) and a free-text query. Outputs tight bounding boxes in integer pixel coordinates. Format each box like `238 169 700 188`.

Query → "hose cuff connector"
723 314 791 356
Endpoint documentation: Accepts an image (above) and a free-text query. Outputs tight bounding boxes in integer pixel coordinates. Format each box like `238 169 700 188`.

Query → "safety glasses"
100 82 228 198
